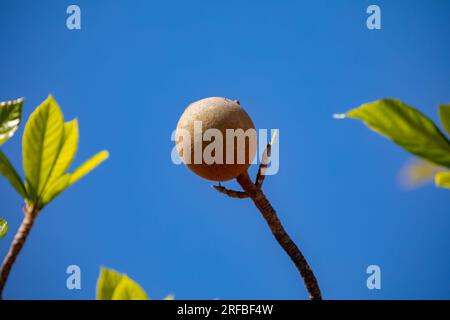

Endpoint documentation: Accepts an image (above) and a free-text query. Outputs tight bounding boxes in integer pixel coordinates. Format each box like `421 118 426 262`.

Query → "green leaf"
41 150 108 205
0 218 8 239
40 120 79 201
399 159 445 188
68 150 109 186
23 95 64 202
439 104 450 136
111 278 149 300
47 120 79 184
345 99 450 168
96 268 149 300
435 171 450 189
0 98 23 145
96 268 124 300
40 174 70 205
0 150 28 199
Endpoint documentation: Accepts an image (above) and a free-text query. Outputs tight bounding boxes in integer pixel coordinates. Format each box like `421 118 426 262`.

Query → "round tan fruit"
175 97 256 181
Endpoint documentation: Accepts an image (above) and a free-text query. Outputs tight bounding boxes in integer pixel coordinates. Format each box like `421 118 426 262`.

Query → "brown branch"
212 185 249 199
255 144 271 189
236 171 322 300
0 204 39 299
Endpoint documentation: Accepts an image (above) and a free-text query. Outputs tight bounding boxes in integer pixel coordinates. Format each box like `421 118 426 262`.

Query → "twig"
212 185 249 199
255 143 271 189
229 170 322 300
0 204 39 299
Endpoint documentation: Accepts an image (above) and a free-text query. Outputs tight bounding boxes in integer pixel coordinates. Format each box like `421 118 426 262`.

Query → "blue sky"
0 0 449 299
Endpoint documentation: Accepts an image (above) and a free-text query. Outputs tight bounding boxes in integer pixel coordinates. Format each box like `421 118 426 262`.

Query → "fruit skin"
176 97 256 182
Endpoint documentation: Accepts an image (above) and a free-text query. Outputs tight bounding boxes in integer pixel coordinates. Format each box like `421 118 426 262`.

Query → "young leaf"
270 129 278 146
96 268 149 300
40 174 70 205
22 95 64 202
111 277 149 300
0 218 8 239
439 104 450 136
345 99 450 168
68 150 109 186
41 120 79 198
0 150 28 199
41 150 109 206
435 171 450 189
399 159 445 188
96 268 124 300
0 98 23 145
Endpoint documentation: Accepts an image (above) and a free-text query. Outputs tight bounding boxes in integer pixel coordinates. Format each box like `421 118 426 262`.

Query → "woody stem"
0 204 39 299
236 171 322 300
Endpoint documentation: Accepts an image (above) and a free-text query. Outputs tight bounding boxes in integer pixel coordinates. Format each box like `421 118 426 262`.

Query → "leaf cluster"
342 99 450 189
0 95 108 209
